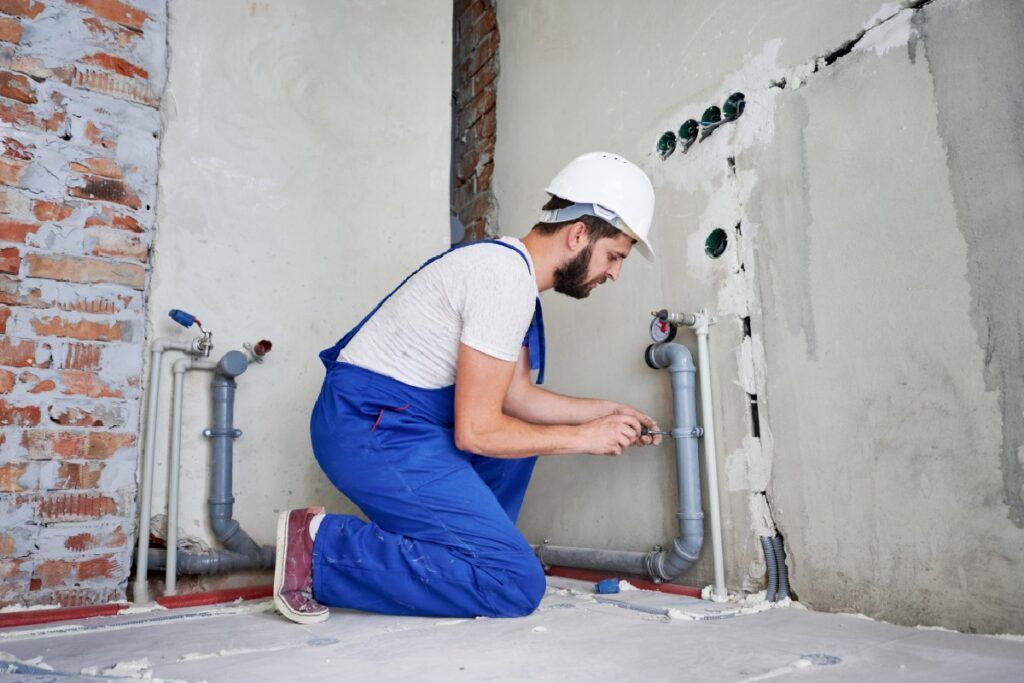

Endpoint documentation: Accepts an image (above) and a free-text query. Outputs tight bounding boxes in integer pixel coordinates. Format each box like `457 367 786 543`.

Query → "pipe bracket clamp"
692 426 704 438
203 428 242 439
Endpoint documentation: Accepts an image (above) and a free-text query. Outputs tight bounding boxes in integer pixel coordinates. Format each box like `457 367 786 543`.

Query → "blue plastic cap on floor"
595 578 620 594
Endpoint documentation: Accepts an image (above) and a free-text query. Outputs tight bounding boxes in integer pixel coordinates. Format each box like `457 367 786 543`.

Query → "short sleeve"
456 249 536 362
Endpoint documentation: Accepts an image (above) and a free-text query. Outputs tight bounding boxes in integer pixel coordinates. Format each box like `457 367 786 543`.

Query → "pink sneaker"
274 506 329 624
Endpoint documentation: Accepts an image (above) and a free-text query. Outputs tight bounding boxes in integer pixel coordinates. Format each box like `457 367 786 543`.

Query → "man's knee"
492 555 546 617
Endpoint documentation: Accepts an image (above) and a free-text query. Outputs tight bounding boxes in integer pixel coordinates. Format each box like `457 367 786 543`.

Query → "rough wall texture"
496 0 1022 633
0 0 166 607
146 0 451 575
452 0 498 242
754 0 1024 634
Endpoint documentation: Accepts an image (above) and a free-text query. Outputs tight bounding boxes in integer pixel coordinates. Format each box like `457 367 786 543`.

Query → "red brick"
32 559 72 588
0 368 14 391
64 293 131 315
80 52 147 80
70 156 125 180
64 342 101 370
2 136 33 162
81 17 138 49
60 369 122 398
28 377 54 392
33 200 73 222
0 157 26 184
0 69 35 104
0 275 46 308
30 315 124 342
67 0 149 30
87 432 133 458
48 402 125 428
37 492 121 520
0 305 8 331
55 462 103 489
0 246 17 274
0 461 27 491
0 399 39 425
111 212 141 232
0 16 20 43
63 526 125 552
0 0 43 20
22 429 87 458
84 121 116 151
0 217 39 242
91 231 146 262
68 174 141 209
0 532 14 556
73 69 158 108
76 554 116 580
0 336 45 366
26 253 145 289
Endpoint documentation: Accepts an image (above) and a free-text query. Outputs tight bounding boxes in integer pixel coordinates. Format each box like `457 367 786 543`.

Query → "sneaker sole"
273 508 329 624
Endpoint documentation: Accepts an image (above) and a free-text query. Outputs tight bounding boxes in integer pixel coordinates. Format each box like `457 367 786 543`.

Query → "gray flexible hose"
760 535 778 602
771 536 790 600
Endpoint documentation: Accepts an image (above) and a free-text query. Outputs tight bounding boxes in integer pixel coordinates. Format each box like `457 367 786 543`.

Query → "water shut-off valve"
168 308 213 357
648 308 699 344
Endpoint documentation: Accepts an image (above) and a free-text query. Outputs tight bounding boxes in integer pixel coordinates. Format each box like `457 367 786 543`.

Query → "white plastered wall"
494 0 910 590
144 0 452 556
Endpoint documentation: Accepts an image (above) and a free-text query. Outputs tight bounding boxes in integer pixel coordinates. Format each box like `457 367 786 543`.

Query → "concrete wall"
146 0 451 571
751 0 1024 633
495 0 1023 633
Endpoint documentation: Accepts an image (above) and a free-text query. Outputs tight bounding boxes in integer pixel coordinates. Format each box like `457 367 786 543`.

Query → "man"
275 152 663 623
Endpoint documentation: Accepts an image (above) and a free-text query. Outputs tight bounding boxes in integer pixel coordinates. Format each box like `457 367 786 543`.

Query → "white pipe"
165 357 216 595
693 310 727 601
133 339 191 604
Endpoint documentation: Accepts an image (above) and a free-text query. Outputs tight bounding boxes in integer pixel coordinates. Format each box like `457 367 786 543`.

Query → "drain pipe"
151 349 274 591
133 337 204 604
536 342 705 584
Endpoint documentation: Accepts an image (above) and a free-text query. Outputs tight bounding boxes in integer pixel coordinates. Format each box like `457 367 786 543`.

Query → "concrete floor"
2 578 1022 681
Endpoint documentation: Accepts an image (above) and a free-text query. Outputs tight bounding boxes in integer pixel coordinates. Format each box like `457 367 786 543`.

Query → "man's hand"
576 413 643 456
611 404 662 447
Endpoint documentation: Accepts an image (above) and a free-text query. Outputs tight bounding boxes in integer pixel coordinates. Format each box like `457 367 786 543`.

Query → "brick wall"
452 0 498 242
0 0 165 607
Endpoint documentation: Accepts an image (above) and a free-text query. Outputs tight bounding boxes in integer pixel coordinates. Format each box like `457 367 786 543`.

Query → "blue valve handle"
168 309 200 329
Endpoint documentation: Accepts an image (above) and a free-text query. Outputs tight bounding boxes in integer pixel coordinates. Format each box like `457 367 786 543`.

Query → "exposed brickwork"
452 0 499 242
0 0 165 608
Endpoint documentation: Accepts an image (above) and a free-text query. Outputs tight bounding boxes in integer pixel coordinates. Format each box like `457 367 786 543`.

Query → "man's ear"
565 221 589 253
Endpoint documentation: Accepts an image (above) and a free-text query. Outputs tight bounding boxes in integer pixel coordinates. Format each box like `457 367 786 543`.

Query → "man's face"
553 232 634 299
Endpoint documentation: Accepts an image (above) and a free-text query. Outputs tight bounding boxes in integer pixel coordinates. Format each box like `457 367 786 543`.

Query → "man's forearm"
503 384 615 425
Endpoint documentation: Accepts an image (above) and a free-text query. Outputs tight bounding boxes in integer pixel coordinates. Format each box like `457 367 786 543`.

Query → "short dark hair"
531 195 624 241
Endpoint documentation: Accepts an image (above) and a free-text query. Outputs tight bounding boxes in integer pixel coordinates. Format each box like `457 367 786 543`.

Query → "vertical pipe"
133 344 164 603
165 361 188 595
696 317 727 601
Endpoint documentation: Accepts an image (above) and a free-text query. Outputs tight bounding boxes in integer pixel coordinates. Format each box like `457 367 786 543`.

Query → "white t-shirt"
339 237 539 389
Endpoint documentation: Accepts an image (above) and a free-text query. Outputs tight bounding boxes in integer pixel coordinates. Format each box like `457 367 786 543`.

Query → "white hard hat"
542 152 656 260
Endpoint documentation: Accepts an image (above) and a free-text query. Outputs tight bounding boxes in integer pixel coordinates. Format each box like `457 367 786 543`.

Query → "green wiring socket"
657 131 677 159
701 106 722 126
723 92 746 121
678 119 699 143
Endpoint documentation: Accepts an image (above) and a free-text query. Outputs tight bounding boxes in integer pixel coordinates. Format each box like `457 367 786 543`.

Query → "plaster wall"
494 0 890 591
146 0 451 557
495 0 1023 632
751 0 1024 633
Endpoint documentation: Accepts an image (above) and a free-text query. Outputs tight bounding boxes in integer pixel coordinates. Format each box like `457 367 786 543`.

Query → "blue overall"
309 240 548 618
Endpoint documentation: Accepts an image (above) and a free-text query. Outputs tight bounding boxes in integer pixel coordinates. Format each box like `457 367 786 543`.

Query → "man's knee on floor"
488 556 546 617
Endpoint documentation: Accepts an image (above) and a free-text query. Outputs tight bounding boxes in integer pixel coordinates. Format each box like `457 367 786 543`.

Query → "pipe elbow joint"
645 342 696 372
216 350 249 378
645 533 704 582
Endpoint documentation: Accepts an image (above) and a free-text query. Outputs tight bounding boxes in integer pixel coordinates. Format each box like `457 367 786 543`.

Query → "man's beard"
553 244 597 299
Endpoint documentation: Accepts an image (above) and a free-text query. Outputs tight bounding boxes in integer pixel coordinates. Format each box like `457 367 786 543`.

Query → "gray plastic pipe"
535 342 704 583
160 350 273 591
133 338 194 604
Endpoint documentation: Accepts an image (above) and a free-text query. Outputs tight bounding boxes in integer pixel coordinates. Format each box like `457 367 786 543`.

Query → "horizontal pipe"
545 566 702 598
148 547 270 575
535 545 649 576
